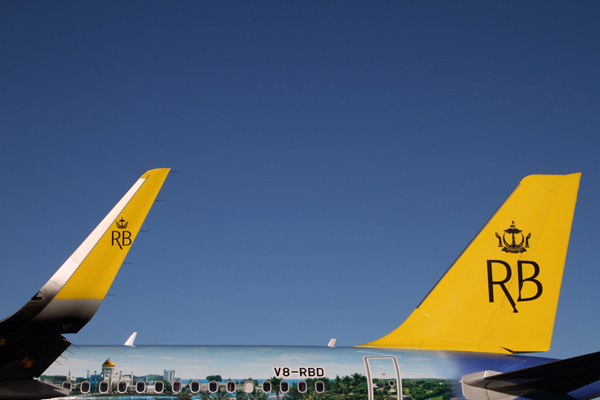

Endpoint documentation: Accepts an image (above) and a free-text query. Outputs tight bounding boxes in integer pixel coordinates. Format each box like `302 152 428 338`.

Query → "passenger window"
80 381 90 394
280 381 289 393
136 381 146 393
99 381 109 394
172 381 182 393
315 381 325 393
262 381 271 393
209 381 218 393
227 381 236 392
154 381 164 393
118 381 127 393
298 381 307 393
62 381 72 392
190 381 200 393
244 380 254 393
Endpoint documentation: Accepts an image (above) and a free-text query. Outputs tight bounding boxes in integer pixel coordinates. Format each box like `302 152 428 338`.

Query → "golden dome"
102 359 115 368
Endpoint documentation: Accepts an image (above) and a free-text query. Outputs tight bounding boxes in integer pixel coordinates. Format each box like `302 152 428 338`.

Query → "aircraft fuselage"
42 345 566 400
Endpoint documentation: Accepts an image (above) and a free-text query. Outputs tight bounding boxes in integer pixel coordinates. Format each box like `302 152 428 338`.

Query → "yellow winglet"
54 168 170 301
358 173 581 354
0 169 169 384
2 169 172 334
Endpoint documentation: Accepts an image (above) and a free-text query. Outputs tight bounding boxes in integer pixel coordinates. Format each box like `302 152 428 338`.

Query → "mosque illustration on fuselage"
41 358 171 396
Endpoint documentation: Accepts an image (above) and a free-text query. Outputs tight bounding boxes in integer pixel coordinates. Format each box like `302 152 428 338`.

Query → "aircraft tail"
358 173 581 354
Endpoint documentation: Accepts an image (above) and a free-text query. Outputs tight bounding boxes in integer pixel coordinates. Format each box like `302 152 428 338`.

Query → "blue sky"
1 2 599 361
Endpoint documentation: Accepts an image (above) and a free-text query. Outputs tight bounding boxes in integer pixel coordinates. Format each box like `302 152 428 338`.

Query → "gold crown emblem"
115 218 129 229
495 221 531 254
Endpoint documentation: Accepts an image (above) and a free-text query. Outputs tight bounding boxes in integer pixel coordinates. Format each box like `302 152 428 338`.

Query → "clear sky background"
1 2 599 361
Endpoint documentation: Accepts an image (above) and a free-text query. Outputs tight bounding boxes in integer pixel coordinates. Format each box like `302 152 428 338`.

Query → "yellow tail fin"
358 173 581 354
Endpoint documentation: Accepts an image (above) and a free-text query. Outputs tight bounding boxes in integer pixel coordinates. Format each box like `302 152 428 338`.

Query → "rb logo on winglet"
112 217 132 249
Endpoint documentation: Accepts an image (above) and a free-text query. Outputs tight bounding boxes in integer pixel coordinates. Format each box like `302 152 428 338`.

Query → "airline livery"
1 169 599 400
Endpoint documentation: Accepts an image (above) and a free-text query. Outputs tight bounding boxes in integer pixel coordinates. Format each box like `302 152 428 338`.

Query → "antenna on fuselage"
124 332 137 347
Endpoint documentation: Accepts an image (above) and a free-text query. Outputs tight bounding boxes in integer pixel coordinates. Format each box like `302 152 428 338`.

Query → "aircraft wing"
0 169 170 399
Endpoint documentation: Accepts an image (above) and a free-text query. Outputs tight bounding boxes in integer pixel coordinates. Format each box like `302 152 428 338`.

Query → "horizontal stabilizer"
462 351 600 399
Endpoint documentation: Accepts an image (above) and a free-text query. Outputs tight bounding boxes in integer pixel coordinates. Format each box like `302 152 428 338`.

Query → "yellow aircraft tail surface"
358 173 581 354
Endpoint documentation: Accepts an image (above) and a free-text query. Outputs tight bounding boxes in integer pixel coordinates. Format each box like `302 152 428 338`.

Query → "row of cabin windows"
63 379 326 394
64 380 165 394
189 380 325 394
